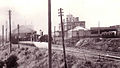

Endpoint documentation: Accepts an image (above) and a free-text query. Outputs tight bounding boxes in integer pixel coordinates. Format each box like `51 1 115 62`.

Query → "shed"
11 25 36 42
67 26 88 38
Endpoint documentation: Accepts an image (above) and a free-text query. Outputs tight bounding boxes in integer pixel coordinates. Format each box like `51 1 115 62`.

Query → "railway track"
18 41 120 62
66 48 120 62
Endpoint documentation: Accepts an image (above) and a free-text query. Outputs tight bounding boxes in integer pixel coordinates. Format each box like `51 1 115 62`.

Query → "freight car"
11 34 53 44
101 31 116 38
90 27 120 38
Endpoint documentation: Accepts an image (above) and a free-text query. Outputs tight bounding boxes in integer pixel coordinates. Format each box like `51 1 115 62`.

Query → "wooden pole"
6 21 8 43
54 26 56 44
48 0 52 68
17 24 20 48
9 10 12 53
2 25 4 46
58 8 67 68
98 21 100 37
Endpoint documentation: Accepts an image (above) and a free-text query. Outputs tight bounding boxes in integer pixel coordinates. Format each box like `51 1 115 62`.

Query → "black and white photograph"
0 0 120 68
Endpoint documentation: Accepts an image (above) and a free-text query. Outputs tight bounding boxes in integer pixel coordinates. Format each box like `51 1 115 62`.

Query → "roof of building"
69 26 87 32
12 25 36 34
90 27 117 31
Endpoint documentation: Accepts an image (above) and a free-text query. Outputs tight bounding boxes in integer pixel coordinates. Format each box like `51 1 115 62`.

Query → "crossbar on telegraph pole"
58 8 67 68
9 10 12 53
48 0 52 68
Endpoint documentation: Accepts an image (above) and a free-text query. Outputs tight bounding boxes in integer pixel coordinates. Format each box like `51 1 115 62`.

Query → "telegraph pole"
54 26 56 44
17 24 20 48
58 8 67 68
9 10 12 53
48 0 52 68
6 21 8 43
2 25 4 46
98 21 100 37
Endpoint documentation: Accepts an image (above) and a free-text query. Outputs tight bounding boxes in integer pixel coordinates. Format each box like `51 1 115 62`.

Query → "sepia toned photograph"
0 0 120 68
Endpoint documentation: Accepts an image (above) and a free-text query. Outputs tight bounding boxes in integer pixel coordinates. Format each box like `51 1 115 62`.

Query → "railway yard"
0 38 120 68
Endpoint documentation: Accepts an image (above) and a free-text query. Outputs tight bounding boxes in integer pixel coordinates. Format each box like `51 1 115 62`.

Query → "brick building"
54 14 87 45
59 14 85 31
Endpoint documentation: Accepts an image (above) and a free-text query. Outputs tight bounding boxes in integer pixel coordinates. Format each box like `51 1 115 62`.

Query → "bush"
5 55 19 68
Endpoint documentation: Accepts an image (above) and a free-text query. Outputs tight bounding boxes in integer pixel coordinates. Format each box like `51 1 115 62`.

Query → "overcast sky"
0 0 120 35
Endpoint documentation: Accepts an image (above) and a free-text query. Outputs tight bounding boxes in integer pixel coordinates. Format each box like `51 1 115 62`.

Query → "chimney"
76 17 79 21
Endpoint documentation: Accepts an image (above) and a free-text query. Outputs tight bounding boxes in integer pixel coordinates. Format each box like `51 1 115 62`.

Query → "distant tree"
5 55 19 68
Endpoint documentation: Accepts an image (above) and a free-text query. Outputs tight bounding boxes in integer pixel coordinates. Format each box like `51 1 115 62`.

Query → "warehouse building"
11 25 39 43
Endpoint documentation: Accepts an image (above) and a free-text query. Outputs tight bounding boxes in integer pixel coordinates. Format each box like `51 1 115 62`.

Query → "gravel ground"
0 41 120 68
